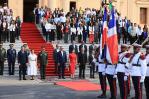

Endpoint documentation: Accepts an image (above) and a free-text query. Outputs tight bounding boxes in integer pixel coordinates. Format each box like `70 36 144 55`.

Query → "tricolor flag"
106 8 119 64
100 7 108 60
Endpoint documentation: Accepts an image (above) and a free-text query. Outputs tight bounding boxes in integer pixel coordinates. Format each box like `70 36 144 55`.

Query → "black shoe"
62 77 65 79
23 78 26 80
19 78 21 80
97 94 106 98
58 76 61 79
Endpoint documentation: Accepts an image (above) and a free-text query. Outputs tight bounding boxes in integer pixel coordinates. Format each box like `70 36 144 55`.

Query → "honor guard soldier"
106 61 117 99
38 46 48 80
127 44 147 99
116 44 131 99
0 43 6 75
145 45 149 99
97 52 107 98
7 44 16 75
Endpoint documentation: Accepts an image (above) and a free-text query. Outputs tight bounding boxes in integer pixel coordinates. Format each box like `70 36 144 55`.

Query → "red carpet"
55 80 110 91
20 23 70 76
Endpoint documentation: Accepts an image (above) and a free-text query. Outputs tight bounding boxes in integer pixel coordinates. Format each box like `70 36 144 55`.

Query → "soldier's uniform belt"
99 62 104 64
118 61 126 65
132 64 141 67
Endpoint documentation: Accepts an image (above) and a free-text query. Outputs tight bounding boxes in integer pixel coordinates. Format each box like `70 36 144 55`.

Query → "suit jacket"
69 44 78 54
57 51 67 64
53 49 59 63
89 45 94 55
78 52 87 64
79 44 87 54
0 48 6 62
7 49 16 62
18 51 28 64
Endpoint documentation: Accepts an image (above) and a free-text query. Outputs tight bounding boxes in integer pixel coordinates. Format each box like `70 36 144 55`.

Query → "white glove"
102 72 106 76
124 76 128 81
113 75 117 78
140 76 145 83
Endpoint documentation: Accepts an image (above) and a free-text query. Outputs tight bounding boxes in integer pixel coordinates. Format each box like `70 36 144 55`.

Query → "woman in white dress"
27 49 38 80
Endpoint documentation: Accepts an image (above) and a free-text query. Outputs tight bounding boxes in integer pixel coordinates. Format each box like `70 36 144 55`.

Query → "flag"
100 7 108 60
106 8 118 64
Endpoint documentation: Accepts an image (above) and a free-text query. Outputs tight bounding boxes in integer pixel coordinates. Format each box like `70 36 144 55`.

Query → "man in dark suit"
7 44 16 75
78 47 87 79
0 43 6 75
89 42 95 55
53 44 59 73
18 46 28 80
38 46 48 80
79 41 87 54
69 41 78 54
57 46 67 79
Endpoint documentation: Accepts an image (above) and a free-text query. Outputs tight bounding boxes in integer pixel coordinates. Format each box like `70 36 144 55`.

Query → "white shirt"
77 27 83 35
146 54 149 76
98 55 106 72
89 26 94 34
71 27 76 35
60 16 66 23
9 24 16 31
45 23 52 31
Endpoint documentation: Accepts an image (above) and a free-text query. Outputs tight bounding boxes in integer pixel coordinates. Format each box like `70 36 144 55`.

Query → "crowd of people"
34 3 148 45
0 3 21 44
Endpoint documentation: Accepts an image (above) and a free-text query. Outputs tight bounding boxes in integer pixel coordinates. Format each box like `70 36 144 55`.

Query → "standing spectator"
57 46 67 79
63 22 70 43
79 41 87 54
9 20 16 43
70 24 76 43
7 44 16 75
69 41 78 54
89 42 95 55
53 44 59 73
77 24 83 43
82 22 88 43
0 43 6 75
69 49 77 79
128 23 133 44
78 48 87 79
130 24 137 44
56 22 63 40
2 19 8 42
15 16 21 40
27 49 38 80
89 22 95 43
94 22 99 43
145 45 149 99
18 46 28 80
45 21 52 42
38 46 48 80
88 50 96 78
137 25 142 44
34 4 39 24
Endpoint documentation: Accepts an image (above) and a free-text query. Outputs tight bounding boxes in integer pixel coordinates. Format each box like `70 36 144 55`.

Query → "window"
140 8 147 24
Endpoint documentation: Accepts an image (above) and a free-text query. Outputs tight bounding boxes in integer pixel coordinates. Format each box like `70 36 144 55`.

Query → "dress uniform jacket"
129 52 147 78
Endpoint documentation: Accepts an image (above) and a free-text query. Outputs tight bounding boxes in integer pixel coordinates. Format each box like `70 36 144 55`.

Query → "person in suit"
38 46 48 80
0 43 6 75
89 42 95 55
57 46 67 79
79 41 87 54
18 46 28 80
7 44 16 75
53 44 59 73
78 47 87 79
88 50 96 78
69 41 78 54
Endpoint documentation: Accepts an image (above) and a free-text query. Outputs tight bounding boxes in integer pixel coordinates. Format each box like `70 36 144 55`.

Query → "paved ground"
0 75 147 99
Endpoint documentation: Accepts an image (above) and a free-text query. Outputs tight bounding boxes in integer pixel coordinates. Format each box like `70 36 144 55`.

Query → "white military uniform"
98 55 106 73
129 52 147 80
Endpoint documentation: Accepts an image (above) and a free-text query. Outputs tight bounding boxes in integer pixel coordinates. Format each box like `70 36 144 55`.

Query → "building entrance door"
23 0 39 22
0 0 8 6
70 2 76 11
